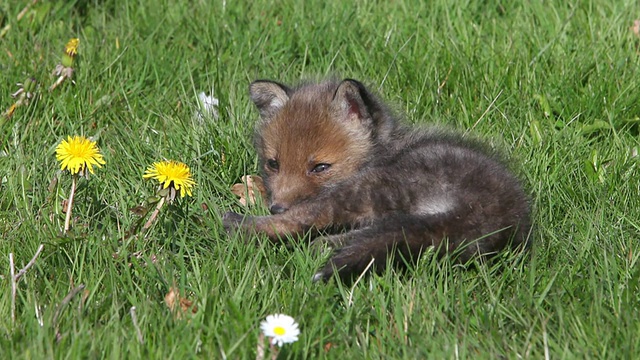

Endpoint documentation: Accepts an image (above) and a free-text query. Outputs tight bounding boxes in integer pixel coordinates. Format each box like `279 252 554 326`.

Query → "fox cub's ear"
332 79 376 124
249 80 291 119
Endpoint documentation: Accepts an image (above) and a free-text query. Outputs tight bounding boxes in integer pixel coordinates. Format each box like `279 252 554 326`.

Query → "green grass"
2 0 640 358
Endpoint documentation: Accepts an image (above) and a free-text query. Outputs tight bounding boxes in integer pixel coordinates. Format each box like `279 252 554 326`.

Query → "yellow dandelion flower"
55 135 106 175
143 160 196 198
65 38 79 57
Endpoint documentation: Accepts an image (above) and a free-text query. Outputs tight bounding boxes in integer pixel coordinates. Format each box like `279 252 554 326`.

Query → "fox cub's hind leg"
312 214 452 282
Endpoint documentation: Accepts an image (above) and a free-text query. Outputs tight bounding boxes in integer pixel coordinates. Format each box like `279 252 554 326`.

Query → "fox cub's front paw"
222 211 245 233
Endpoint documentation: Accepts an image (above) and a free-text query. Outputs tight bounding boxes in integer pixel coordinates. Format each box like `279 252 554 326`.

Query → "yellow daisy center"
273 326 286 336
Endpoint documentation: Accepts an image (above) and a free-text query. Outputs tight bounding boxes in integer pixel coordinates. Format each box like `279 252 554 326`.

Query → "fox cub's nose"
270 204 288 215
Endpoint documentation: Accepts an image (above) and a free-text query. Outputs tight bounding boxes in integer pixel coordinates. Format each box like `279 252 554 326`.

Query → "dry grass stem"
10 253 16 325
130 306 144 344
53 284 86 340
14 244 44 282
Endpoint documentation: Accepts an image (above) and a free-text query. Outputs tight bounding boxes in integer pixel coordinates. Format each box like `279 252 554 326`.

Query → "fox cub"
223 78 531 282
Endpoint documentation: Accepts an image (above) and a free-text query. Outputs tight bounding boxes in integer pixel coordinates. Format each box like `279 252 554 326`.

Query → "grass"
1 0 640 358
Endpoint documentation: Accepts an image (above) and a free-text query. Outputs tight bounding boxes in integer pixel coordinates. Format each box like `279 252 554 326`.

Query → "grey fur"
223 78 531 283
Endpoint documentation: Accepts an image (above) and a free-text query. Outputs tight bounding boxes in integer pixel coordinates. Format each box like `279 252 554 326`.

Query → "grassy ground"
2 0 640 358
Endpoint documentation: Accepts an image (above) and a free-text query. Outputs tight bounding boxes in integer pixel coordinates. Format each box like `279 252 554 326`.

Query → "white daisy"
260 314 300 347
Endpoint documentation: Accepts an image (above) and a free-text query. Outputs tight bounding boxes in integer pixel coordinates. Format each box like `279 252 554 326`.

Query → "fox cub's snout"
223 78 531 282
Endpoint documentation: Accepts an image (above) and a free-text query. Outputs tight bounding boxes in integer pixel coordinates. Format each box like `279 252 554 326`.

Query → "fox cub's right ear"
249 80 291 119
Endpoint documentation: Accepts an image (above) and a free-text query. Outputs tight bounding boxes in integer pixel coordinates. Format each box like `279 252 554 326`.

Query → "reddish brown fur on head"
250 79 375 214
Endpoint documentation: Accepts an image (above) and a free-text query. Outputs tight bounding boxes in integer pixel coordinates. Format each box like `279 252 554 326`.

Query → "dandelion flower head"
65 38 79 57
55 135 105 175
143 160 196 198
260 314 300 347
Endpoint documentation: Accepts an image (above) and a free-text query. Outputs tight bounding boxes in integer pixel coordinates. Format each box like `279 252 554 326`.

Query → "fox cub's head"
250 79 393 215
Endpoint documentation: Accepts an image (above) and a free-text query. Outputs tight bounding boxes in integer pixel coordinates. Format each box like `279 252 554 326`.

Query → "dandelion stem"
49 76 64 92
142 196 166 231
64 175 77 234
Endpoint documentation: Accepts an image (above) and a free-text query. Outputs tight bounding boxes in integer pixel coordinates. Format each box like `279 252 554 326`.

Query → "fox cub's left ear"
331 79 379 126
249 80 291 119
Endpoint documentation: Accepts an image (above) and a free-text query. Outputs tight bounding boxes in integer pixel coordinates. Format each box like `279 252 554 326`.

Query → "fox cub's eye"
266 159 279 171
311 163 331 173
